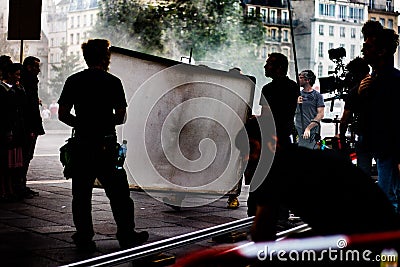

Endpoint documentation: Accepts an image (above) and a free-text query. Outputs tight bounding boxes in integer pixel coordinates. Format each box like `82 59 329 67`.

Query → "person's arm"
251 204 279 242
114 107 127 125
58 103 76 128
339 109 352 137
303 107 324 139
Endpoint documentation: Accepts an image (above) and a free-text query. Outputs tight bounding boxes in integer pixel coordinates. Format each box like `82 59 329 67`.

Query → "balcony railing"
261 17 291 26
265 36 290 43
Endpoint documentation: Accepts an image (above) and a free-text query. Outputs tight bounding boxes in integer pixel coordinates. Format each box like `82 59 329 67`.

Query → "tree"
48 45 82 98
0 33 20 61
94 0 265 68
95 0 164 54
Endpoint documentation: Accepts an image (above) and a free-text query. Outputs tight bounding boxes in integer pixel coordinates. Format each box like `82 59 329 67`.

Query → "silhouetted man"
58 39 148 251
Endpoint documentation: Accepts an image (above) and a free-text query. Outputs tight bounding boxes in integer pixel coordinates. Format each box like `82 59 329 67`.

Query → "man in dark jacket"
20 56 45 198
250 53 298 226
261 52 298 150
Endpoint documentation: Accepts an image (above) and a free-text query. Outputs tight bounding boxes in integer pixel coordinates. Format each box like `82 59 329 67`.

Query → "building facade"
66 0 99 59
292 0 368 78
243 0 295 76
47 0 69 80
47 0 100 79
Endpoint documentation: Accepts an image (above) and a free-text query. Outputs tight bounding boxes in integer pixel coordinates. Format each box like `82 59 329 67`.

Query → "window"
76 33 80 44
90 14 94 25
51 38 54 46
271 28 277 40
349 7 364 20
319 25 324 35
271 46 277 53
329 26 334 36
318 63 323 77
340 27 345 37
70 33 74 45
70 16 74 28
351 28 356 38
318 42 324 57
282 30 289 42
319 4 335 17
329 43 334 50
83 15 87 26
388 19 393 29
261 8 267 22
248 6 255 16
380 18 385 26
339 5 347 19
270 9 277 23
386 0 392 11
262 46 267 58
282 11 289 24
77 15 80 27
350 44 355 59
358 8 364 20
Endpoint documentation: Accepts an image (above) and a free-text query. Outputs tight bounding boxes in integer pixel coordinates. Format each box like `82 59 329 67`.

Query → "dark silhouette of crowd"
0 55 43 202
237 21 400 247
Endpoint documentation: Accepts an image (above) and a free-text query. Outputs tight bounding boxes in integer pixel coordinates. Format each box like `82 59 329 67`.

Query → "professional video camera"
319 47 351 97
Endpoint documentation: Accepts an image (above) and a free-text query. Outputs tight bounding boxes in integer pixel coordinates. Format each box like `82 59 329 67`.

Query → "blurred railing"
61 217 310 267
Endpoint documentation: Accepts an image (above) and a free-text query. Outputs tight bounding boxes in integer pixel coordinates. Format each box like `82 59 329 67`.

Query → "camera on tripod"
319 47 352 97
328 47 346 61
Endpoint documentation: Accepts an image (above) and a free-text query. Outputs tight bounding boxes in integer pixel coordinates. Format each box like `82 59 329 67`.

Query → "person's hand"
297 96 303 104
358 74 372 95
303 127 311 139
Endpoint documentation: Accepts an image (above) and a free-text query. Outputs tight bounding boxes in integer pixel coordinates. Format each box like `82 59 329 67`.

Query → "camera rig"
318 47 352 111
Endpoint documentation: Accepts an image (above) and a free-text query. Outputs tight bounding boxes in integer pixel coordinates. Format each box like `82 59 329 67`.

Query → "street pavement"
0 124 250 267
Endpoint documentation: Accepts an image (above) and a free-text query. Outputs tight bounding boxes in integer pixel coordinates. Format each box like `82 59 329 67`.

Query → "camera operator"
294 70 325 149
338 57 373 176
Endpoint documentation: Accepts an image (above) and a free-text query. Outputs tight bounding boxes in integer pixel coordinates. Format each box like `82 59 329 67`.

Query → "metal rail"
61 217 310 267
